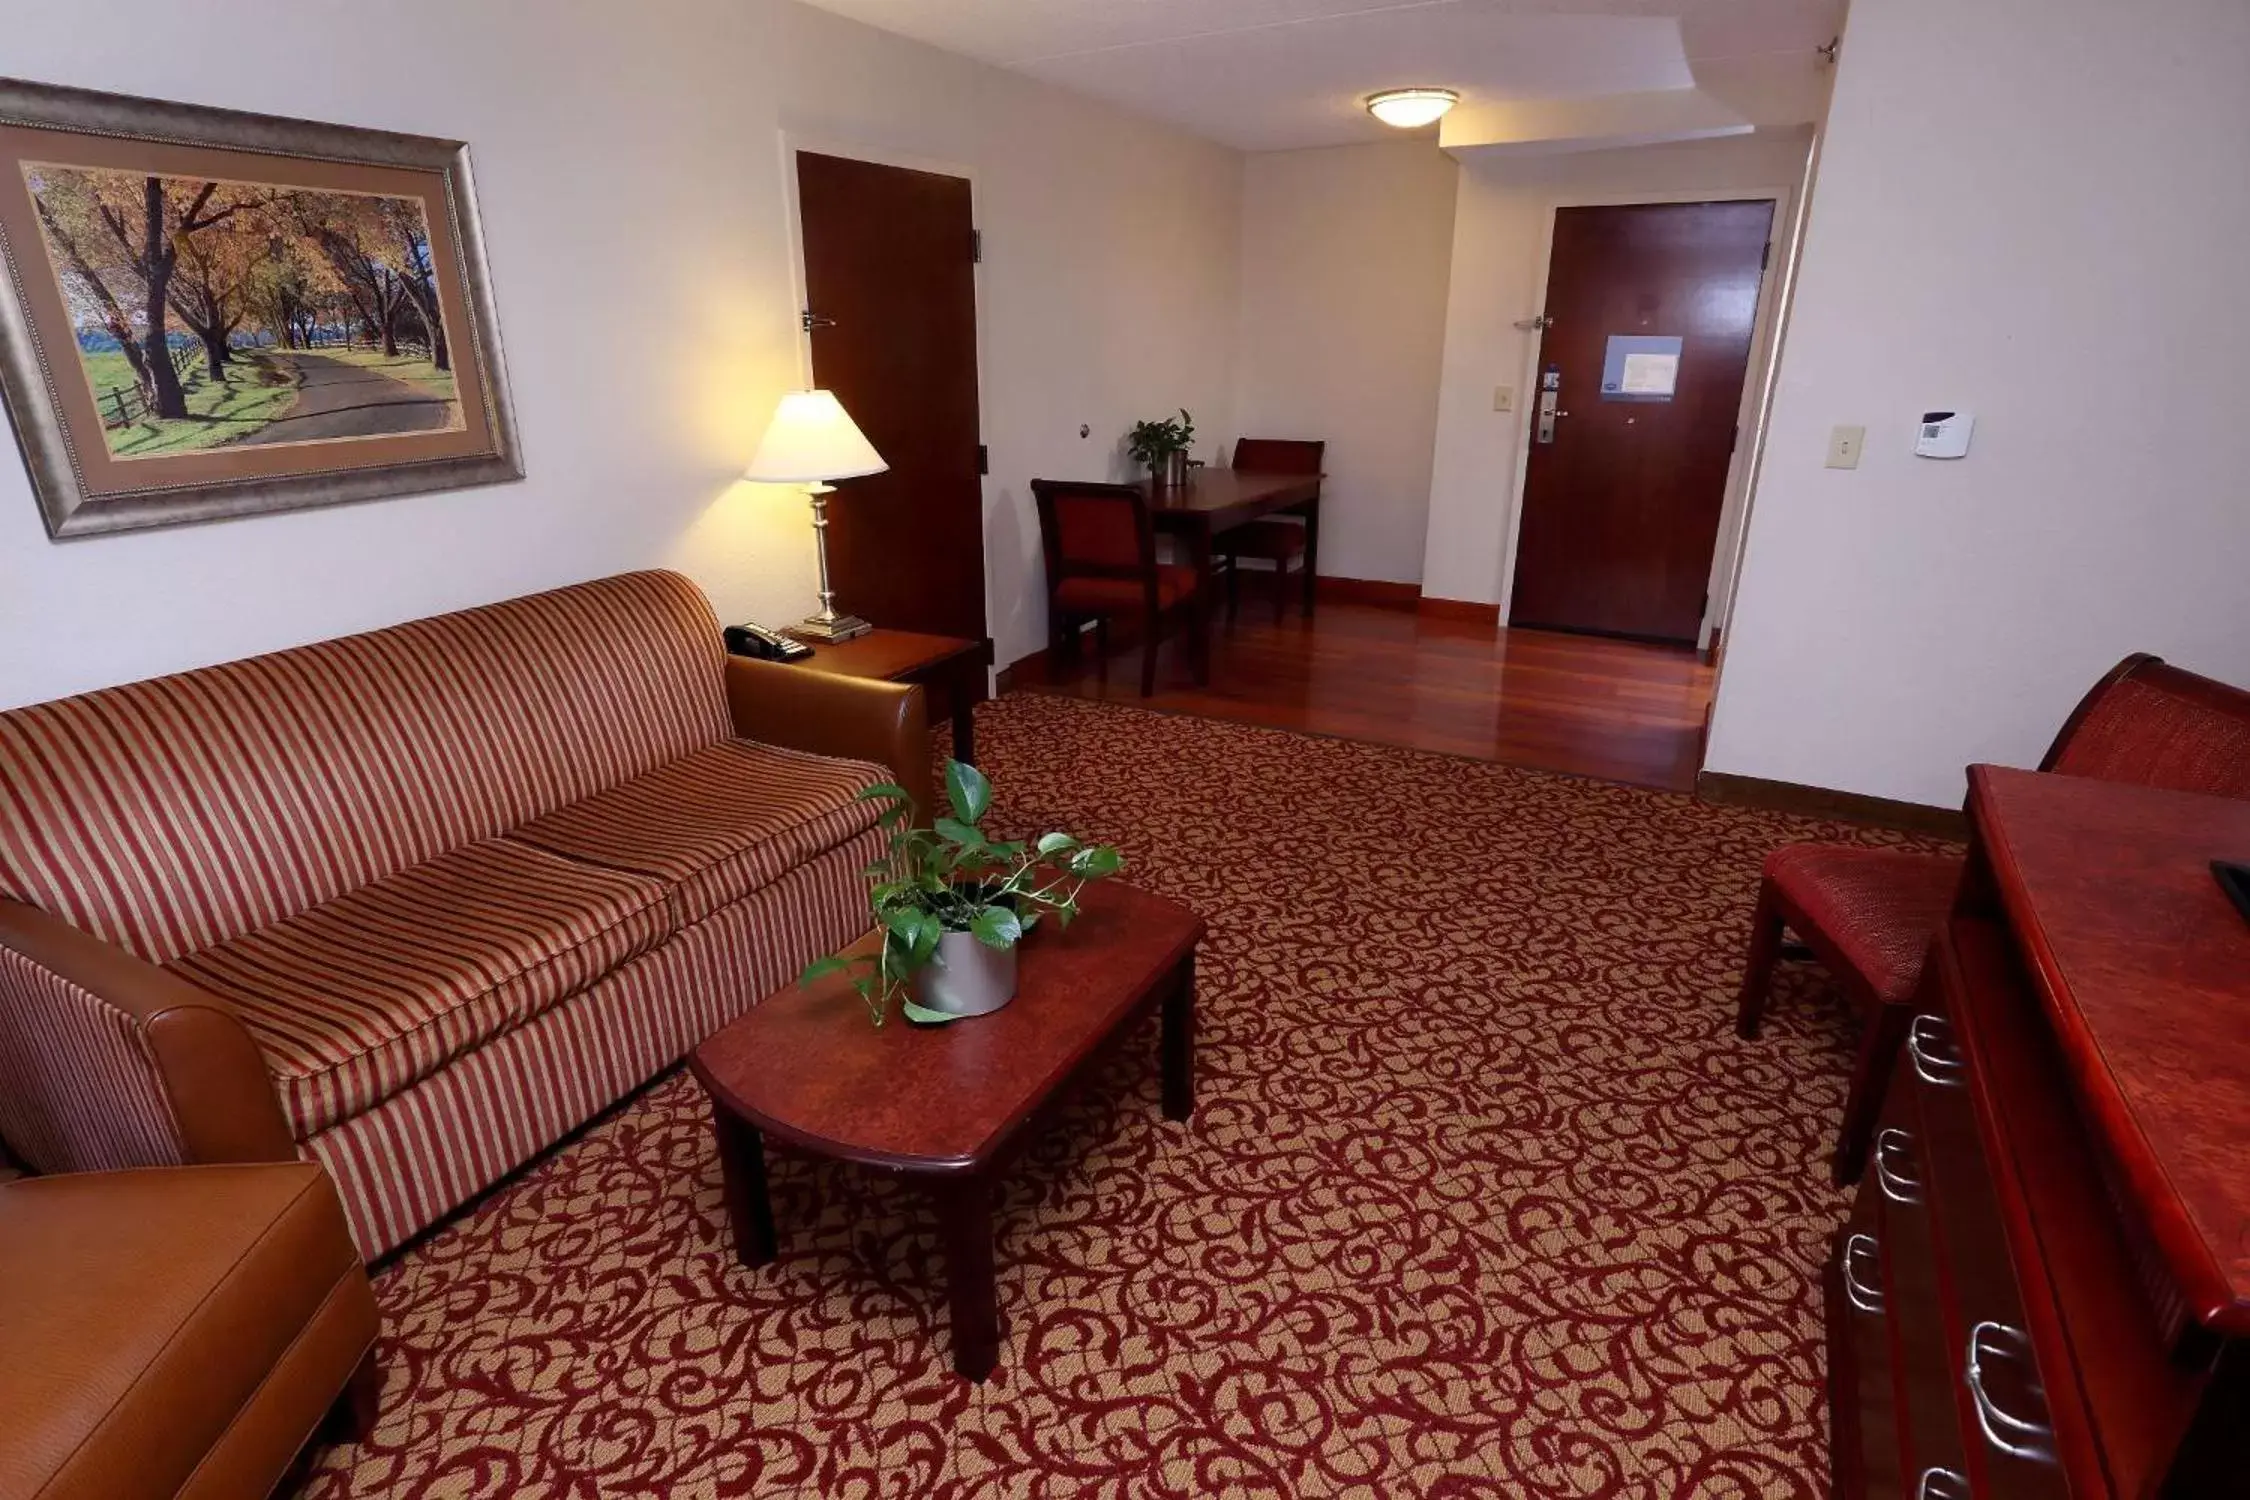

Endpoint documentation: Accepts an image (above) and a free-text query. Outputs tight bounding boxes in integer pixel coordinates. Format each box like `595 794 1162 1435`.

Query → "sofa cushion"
0 570 730 965
507 740 886 927
168 839 670 1139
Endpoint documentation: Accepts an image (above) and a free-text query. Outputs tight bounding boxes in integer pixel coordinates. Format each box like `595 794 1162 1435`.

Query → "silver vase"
1154 451 1189 488
913 930 1019 1017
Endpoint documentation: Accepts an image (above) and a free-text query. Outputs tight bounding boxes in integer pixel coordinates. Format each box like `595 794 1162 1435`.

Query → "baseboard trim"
1416 596 1502 625
1696 770 1967 840
1315 576 1420 611
1312 577 1502 623
994 648 1049 695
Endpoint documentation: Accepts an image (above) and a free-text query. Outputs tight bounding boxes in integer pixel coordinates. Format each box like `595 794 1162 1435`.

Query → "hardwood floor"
1014 592 1716 792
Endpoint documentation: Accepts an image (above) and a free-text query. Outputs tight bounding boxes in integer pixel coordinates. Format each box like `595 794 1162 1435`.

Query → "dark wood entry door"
797 152 985 639
1509 199 1773 644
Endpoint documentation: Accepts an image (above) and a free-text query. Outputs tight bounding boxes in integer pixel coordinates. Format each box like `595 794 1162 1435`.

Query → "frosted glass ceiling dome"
1365 88 1460 129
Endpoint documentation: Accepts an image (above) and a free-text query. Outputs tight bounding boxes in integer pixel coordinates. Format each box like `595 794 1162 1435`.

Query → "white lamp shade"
744 389 888 483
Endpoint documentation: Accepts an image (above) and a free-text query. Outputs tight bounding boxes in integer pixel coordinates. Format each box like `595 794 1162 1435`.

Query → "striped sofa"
0 571 928 1259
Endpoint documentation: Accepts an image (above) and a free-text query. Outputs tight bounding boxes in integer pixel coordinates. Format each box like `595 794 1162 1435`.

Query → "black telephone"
724 621 813 662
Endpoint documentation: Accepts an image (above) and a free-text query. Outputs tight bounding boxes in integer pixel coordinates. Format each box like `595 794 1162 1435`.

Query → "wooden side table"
787 628 992 764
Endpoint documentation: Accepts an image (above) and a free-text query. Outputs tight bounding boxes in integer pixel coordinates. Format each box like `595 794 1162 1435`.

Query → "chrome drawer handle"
1966 1321 2056 1463
1875 1128 1924 1205
1917 1468 1969 1500
1841 1232 1884 1314
1909 1014 1966 1086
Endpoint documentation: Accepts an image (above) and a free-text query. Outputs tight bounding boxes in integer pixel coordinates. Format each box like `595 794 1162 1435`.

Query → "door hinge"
1760 241 1773 271
977 443 988 475
1731 423 1740 453
972 229 983 264
800 309 836 334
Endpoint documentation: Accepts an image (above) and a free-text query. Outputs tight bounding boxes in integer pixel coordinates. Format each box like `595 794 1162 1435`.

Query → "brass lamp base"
796 482 871 642
793 611 871 643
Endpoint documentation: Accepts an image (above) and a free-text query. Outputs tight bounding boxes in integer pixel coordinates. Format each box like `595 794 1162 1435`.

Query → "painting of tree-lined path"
24 164 462 459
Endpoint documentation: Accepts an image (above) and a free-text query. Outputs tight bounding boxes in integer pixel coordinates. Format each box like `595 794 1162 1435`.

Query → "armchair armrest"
723 656 933 821
0 900 295 1172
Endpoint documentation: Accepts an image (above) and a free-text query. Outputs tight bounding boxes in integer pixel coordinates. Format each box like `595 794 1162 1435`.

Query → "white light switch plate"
1493 385 1515 412
1825 425 1865 469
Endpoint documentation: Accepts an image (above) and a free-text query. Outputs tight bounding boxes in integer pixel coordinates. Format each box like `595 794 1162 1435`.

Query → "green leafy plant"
801 759 1125 1027
1125 408 1196 468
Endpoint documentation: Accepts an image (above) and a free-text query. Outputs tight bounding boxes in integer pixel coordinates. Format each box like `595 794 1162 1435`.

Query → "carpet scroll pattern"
296 694 1928 1499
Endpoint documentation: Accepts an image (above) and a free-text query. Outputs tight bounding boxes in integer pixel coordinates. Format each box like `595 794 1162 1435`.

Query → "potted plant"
802 759 1125 1026
1126 409 1196 488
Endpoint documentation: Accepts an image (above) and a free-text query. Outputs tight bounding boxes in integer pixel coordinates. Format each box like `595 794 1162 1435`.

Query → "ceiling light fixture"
1365 88 1460 129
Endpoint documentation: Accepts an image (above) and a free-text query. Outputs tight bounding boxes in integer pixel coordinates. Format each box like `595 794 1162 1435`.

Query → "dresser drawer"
1829 1223 1907 1500
1904 1008 2067 1500
1860 1073 1971 1498
1939 917 2212 1498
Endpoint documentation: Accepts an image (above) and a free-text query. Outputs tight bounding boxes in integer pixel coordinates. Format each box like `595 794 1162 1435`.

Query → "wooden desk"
790 628 991 764
1827 766 2250 1499
1137 468 1324 625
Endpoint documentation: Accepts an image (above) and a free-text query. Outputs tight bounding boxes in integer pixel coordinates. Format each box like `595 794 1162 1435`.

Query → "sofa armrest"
0 901 295 1172
724 656 933 821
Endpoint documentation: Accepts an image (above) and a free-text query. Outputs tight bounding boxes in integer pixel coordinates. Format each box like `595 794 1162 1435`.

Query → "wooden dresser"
1827 765 2250 1500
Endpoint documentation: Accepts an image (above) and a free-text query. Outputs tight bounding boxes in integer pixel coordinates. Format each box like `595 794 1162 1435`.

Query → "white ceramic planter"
913 930 1019 1017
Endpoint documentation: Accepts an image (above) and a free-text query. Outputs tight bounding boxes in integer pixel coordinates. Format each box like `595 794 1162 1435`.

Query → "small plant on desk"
801 759 1125 1026
1125 409 1195 482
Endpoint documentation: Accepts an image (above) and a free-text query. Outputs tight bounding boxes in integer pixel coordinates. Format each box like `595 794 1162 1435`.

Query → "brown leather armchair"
0 1163 379 1500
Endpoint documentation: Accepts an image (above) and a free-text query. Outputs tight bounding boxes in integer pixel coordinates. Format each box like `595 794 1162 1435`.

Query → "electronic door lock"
1536 387 1566 444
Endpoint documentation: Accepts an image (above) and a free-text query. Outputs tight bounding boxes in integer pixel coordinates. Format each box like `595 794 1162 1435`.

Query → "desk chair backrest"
2040 654 2250 798
1031 479 1158 592
1231 438 1324 475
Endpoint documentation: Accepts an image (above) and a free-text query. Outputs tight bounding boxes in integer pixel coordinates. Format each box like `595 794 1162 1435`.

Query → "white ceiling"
797 0 1844 152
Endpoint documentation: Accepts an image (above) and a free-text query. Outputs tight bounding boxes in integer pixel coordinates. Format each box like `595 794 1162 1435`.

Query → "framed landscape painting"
0 78 520 538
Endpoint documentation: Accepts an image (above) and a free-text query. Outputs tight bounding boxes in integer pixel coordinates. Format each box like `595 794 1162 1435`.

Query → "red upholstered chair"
1032 479 1205 697
1219 438 1323 624
1737 653 2250 1185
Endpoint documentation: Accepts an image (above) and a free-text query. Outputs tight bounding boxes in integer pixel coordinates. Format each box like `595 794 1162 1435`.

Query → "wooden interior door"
796 151 985 639
1509 200 1773 644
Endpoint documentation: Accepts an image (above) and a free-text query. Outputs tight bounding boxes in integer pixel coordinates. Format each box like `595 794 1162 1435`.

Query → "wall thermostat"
1914 410 1974 459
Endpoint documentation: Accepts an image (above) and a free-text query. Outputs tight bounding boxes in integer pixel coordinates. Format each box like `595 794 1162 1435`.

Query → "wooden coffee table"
689 880 1202 1381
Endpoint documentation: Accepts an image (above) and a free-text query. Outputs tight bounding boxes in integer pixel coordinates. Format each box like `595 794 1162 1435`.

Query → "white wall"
774 1 1242 669
1420 132 1812 614
1705 0 2250 808
0 0 1242 707
1231 141 1457 586
0 0 799 710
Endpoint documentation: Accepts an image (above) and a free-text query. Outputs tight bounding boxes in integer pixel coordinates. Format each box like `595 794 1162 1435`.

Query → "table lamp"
745 389 888 642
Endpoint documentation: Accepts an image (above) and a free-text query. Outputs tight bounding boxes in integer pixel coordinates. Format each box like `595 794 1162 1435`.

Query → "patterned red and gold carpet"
295 693 1929 1499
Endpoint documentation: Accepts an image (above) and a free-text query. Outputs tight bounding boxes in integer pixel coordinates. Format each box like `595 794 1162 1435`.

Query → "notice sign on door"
1601 335 1682 401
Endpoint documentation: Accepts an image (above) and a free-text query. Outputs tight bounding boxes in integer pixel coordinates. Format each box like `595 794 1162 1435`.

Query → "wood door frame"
1496 182 1798 650
775 130 996 652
